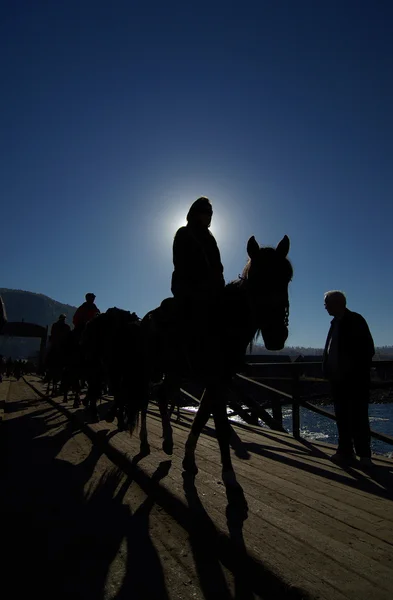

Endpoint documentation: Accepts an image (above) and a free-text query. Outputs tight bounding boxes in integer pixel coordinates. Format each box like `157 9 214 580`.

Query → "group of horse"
44 235 293 487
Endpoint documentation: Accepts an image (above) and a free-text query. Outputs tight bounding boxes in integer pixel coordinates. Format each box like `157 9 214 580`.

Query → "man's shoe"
358 457 373 468
330 451 356 465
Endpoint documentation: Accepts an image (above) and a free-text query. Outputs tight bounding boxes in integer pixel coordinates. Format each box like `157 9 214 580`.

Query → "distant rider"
73 293 100 336
49 314 71 348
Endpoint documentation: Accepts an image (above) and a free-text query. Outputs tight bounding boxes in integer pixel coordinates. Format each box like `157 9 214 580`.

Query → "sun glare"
150 178 240 259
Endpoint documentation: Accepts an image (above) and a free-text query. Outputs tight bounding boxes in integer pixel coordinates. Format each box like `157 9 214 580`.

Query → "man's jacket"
323 309 375 381
171 223 225 299
73 302 100 329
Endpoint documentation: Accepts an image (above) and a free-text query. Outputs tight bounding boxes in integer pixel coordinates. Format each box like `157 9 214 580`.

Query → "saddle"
149 297 226 380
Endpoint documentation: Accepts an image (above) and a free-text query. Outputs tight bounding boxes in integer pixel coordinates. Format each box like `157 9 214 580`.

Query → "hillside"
0 289 77 359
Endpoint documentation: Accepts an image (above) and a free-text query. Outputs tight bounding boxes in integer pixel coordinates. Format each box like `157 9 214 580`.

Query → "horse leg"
182 388 212 475
73 380 81 408
105 397 117 423
116 396 126 431
155 377 178 455
139 406 150 455
212 395 238 487
87 381 100 422
158 394 174 455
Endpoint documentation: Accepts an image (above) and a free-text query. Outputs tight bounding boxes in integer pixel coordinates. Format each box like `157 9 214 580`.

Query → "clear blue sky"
1 0 392 348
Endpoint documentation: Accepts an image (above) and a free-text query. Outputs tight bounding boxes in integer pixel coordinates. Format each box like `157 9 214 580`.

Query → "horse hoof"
140 442 151 456
162 439 173 455
222 470 239 488
182 454 198 475
105 411 116 423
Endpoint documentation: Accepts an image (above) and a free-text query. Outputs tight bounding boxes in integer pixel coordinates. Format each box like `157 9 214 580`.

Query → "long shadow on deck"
164 409 393 500
161 416 393 509
23 379 314 599
2 390 170 600
242 439 393 500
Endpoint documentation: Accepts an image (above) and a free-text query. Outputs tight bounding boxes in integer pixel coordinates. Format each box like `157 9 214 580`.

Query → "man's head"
324 290 346 317
85 293 96 303
186 197 213 228
59 314 66 321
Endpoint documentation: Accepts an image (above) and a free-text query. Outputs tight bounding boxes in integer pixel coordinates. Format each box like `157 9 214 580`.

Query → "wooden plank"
24 377 393 600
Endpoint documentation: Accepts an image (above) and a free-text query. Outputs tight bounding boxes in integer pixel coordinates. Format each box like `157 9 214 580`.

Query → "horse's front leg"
158 393 173 455
73 379 81 408
139 406 150 455
212 394 238 487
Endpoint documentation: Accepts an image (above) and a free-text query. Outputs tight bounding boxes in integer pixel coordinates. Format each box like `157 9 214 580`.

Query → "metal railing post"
292 368 300 439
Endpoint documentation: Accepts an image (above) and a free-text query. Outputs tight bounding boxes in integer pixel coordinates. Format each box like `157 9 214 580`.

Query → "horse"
80 235 292 486
80 309 150 437
44 330 85 406
139 234 293 486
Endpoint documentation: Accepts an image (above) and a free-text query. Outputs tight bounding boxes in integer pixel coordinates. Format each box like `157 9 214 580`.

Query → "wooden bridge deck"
5 376 393 600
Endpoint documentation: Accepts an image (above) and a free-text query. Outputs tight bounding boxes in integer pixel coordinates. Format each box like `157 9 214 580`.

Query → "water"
184 402 393 457
277 403 393 458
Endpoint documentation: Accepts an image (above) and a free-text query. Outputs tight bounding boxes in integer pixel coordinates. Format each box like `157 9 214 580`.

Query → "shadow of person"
357 462 393 495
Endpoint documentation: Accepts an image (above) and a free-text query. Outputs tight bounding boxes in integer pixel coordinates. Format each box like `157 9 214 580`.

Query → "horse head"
243 235 292 351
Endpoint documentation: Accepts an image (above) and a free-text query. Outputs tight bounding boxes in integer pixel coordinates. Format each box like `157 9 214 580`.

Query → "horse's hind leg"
158 396 174 455
155 378 177 455
139 406 150 456
182 388 212 475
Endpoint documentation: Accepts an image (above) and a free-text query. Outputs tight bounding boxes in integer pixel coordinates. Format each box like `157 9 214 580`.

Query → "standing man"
73 293 100 335
322 290 375 466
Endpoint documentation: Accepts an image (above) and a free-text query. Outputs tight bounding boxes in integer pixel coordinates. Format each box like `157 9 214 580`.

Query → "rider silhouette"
49 314 71 347
171 197 225 325
73 293 100 335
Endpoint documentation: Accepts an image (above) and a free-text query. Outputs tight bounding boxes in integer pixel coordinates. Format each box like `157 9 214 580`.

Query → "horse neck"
224 281 258 345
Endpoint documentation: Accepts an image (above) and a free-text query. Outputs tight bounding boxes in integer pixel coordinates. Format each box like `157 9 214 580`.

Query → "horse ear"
247 236 260 260
276 235 290 257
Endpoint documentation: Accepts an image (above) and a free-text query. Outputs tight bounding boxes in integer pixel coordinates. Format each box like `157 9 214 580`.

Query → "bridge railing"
234 360 393 447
